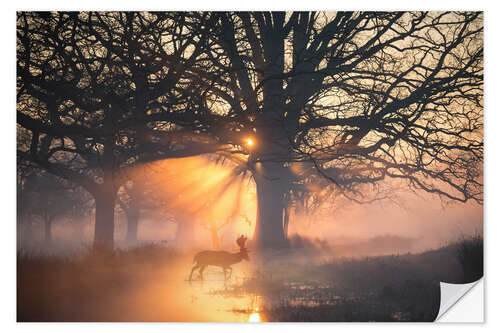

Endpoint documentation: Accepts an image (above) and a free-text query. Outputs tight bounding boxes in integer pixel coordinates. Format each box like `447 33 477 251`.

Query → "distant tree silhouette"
17 171 91 244
116 165 170 245
117 179 145 245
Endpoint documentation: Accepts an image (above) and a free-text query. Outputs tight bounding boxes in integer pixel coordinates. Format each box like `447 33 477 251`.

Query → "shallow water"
17 249 445 322
179 266 349 322
183 267 263 322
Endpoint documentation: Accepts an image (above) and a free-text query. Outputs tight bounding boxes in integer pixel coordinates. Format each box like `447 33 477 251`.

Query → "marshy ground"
17 235 482 322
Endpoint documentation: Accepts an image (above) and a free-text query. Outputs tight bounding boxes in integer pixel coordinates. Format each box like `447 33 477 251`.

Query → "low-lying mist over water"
17 235 483 322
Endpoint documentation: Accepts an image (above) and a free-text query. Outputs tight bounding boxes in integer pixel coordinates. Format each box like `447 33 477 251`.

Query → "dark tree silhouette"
17 11 483 251
185 12 483 249
16 12 218 249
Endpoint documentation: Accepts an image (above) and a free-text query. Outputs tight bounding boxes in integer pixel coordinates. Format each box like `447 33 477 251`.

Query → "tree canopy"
17 11 483 249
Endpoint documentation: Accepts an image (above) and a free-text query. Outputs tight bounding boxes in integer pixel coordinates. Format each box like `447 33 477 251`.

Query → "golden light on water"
248 311 261 322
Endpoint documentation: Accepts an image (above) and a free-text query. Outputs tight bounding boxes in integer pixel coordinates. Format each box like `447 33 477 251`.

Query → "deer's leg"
223 267 227 280
189 264 199 281
228 267 233 279
199 265 206 280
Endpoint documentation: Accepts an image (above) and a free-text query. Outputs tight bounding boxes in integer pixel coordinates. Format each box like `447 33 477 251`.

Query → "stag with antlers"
189 236 249 281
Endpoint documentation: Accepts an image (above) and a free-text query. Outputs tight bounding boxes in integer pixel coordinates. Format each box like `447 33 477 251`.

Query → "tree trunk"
93 111 118 250
17 215 26 249
125 179 145 245
210 226 220 249
24 219 34 247
253 162 289 250
125 206 139 245
175 214 196 250
43 215 52 244
208 207 221 249
93 186 117 250
283 205 290 239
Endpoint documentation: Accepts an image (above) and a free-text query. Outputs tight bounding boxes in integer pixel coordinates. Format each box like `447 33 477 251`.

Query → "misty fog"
17 156 482 257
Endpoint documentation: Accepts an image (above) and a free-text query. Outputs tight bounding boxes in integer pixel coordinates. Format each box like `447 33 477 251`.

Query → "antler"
236 235 247 249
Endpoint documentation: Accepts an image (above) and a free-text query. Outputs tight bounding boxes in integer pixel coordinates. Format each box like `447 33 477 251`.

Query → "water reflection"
184 266 352 322
186 267 260 322
248 311 261 322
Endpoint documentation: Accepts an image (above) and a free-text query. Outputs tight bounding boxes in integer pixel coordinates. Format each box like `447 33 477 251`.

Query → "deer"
189 235 249 281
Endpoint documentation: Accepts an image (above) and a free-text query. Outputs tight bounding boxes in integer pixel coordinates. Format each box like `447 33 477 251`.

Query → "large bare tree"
189 12 483 249
17 11 483 251
16 12 219 249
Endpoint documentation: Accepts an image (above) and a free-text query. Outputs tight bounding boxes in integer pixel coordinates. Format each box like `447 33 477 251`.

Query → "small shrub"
456 234 483 282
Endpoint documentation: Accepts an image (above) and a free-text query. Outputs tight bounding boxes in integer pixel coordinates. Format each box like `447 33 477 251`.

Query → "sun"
245 137 254 148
